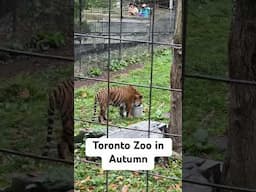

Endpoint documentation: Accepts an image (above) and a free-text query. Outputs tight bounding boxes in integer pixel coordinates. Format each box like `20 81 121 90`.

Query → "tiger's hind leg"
66 118 74 159
68 139 74 159
42 95 55 157
57 140 67 159
99 105 107 123
58 117 74 159
58 133 73 159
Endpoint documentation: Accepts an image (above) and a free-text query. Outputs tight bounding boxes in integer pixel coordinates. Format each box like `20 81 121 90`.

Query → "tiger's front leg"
119 104 127 118
126 103 133 118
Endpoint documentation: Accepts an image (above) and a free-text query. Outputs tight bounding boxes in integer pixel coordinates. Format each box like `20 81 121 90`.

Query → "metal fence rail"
74 33 182 48
1 148 256 192
0 148 73 165
0 47 74 61
1 0 255 191
75 76 182 92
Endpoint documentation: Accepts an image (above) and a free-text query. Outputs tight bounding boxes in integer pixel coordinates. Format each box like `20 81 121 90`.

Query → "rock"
183 156 205 166
1 187 12 192
101 121 166 138
199 160 222 183
172 151 182 160
75 129 105 143
183 173 212 192
183 162 195 170
10 174 46 192
183 156 223 192
8 172 73 192
25 183 37 190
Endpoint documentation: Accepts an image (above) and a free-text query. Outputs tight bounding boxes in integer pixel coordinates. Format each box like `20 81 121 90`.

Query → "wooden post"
169 0 182 154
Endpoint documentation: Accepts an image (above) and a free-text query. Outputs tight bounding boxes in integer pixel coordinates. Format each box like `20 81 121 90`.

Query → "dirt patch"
74 63 144 88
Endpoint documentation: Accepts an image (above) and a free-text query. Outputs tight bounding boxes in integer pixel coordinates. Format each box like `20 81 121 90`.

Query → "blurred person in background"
138 3 151 18
128 3 139 16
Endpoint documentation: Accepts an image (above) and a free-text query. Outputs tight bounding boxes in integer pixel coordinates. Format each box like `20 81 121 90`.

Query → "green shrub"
87 67 102 77
29 32 65 50
109 59 129 71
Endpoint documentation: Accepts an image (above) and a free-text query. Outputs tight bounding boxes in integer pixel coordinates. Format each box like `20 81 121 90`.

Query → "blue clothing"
139 7 150 17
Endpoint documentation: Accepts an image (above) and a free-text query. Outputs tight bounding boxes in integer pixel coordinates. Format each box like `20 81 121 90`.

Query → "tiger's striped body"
43 79 74 159
93 85 143 123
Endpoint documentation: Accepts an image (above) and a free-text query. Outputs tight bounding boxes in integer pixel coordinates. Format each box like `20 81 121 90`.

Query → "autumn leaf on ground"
87 186 95 191
116 175 124 181
109 183 118 190
132 172 140 177
81 92 87 98
80 176 91 183
99 168 104 175
168 183 181 191
78 185 86 191
121 185 129 192
153 175 161 180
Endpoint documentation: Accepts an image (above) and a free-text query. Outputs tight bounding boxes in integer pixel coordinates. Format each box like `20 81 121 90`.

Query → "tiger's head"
128 85 143 107
133 93 143 107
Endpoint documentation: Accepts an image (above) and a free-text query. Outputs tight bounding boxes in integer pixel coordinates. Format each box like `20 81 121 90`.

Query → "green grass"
0 65 73 187
75 48 172 131
183 0 232 157
75 44 151 76
75 158 181 192
74 48 181 191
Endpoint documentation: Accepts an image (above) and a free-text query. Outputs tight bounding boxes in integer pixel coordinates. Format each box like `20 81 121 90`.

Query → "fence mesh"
0 0 255 191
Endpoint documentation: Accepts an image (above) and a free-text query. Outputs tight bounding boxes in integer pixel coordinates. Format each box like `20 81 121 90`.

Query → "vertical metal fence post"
119 0 123 61
79 0 82 72
146 1 156 191
148 13 152 53
105 0 112 191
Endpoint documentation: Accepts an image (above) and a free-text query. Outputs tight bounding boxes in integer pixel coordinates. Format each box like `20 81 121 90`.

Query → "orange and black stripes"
93 86 143 123
43 79 74 159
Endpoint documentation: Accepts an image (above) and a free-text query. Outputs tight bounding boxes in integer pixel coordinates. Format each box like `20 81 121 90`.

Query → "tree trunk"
169 0 182 154
222 0 256 189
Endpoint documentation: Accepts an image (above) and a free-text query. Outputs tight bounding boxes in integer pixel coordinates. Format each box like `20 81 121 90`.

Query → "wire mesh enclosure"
1 0 254 191
74 0 182 191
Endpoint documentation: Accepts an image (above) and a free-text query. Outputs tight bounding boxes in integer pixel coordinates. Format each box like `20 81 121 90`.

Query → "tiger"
93 85 143 123
42 79 74 159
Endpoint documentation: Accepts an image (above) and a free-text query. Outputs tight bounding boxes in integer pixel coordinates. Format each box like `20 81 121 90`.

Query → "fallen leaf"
168 183 181 191
153 175 161 180
99 168 104 175
81 176 91 183
109 183 118 190
121 185 129 192
116 176 124 181
81 92 87 98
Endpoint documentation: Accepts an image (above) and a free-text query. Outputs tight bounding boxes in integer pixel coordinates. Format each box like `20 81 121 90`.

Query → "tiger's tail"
42 92 55 156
